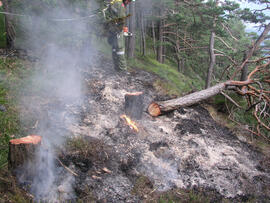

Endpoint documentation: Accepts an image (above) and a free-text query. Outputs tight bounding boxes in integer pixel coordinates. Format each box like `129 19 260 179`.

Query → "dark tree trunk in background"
177 58 185 73
127 1 136 59
177 59 181 72
2 0 15 49
157 18 163 63
177 57 185 73
181 59 185 73
240 52 248 81
162 39 166 63
140 11 146 56
151 20 156 55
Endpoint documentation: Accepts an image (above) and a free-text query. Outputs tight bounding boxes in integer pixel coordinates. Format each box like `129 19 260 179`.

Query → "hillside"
0 50 270 202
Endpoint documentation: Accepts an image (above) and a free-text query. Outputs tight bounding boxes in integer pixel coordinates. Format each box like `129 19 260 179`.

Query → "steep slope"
56 53 270 202
5 51 270 202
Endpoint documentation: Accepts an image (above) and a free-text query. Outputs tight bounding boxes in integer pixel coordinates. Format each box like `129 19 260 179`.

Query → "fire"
121 115 139 132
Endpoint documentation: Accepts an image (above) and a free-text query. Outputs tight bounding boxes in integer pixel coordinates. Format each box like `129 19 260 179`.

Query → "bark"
205 0 219 89
2 0 15 49
177 59 181 72
125 92 144 120
140 10 146 56
157 9 163 63
181 58 185 73
206 14 217 89
8 135 42 172
127 1 136 59
151 20 156 55
148 82 227 117
240 52 248 81
206 30 216 88
148 78 256 117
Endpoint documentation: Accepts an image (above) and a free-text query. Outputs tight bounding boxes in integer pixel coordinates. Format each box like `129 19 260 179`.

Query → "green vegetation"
128 56 204 96
0 58 37 202
0 57 32 167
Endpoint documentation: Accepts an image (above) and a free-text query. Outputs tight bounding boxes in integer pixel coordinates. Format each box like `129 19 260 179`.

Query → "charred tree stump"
8 135 42 172
125 92 144 120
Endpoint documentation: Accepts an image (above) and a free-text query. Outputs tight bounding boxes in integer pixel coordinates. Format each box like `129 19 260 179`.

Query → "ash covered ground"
18 52 270 202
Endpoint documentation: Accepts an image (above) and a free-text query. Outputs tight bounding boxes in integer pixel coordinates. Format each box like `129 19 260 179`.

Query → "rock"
0 105 6 112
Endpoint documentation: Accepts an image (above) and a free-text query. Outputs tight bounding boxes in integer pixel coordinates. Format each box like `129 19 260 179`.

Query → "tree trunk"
177 59 181 72
181 58 185 73
148 82 227 116
8 135 42 172
232 23 270 80
239 23 270 81
2 0 15 49
205 19 217 89
205 0 219 89
240 52 248 81
151 20 156 55
157 9 163 63
140 10 146 56
127 1 136 59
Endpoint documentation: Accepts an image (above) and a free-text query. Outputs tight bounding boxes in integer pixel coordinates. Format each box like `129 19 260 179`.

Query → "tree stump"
8 135 42 172
124 92 144 120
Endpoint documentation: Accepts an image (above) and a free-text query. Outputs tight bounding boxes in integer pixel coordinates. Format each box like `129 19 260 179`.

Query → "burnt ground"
12 51 270 202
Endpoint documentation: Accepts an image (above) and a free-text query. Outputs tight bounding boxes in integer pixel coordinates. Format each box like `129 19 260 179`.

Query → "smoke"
13 0 99 201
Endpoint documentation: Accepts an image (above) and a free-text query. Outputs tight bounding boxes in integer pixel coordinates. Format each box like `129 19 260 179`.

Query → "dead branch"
221 22 239 41
220 65 233 80
248 60 270 80
214 52 238 65
56 158 78 177
231 23 270 80
162 31 193 48
247 56 270 63
221 91 243 109
215 36 237 52
254 105 270 131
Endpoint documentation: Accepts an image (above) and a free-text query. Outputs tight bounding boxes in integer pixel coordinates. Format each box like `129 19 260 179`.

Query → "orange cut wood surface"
10 135 42 145
126 92 143 96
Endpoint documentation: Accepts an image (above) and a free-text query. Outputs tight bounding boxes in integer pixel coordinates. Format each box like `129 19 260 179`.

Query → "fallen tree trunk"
148 82 232 117
8 135 42 172
148 80 255 117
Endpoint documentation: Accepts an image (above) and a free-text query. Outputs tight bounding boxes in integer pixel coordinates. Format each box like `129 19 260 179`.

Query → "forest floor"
0 49 270 202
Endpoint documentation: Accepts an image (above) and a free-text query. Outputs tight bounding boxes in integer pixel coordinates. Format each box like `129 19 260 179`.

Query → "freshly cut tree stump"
124 92 144 120
8 135 42 172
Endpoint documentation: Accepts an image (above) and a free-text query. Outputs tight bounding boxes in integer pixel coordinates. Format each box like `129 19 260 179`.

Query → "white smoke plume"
13 0 99 201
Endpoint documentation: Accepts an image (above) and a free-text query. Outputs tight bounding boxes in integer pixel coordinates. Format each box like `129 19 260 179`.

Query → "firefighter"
102 0 132 71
